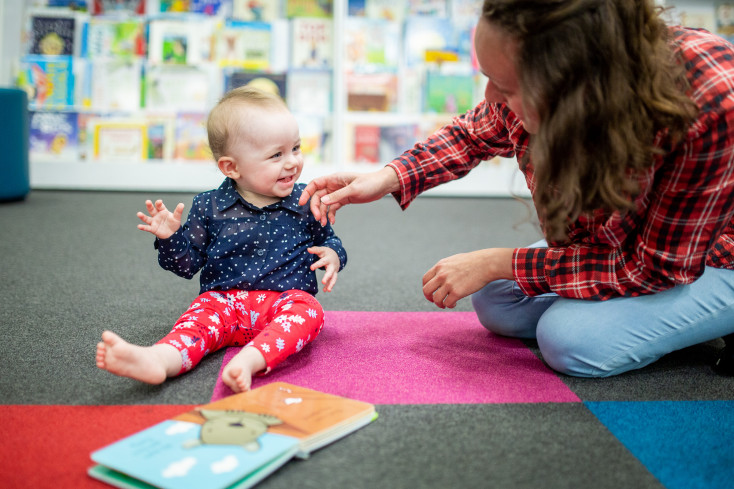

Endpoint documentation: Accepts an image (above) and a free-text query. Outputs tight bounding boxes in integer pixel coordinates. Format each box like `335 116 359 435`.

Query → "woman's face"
474 18 539 133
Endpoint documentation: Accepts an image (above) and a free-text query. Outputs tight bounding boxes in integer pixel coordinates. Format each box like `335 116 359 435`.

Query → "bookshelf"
6 0 532 197
16 0 726 196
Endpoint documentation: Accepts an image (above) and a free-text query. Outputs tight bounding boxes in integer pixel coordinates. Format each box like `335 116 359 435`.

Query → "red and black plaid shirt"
388 27 734 300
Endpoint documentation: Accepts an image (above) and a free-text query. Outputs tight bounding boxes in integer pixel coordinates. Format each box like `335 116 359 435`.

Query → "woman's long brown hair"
482 0 698 241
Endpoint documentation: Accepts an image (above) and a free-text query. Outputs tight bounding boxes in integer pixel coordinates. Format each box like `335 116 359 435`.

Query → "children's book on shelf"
353 124 380 164
145 64 217 111
174 112 211 161
346 72 398 112
89 58 143 110
365 0 405 22
295 115 327 164
425 72 476 114
19 55 75 109
215 20 272 70
45 0 89 9
28 9 82 56
85 17 146 59
291 17 333 69
147 17 216 65
348 0 366 17
224 71 287 100
286 0 333 18
88 382 376 489
716 3 734 42
286 70 331 115
89 117 149 162
403 16 456 67
232 0 280 21
29 111 80 162
90 0 146 15
379 123 418 161
406 0 446 17
344 18 400 73
146 113 177 160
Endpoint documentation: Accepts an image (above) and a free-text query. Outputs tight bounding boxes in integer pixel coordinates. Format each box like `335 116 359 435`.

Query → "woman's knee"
472 280 556 338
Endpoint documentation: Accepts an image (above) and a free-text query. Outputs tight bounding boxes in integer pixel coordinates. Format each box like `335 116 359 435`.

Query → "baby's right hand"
136 200 184 239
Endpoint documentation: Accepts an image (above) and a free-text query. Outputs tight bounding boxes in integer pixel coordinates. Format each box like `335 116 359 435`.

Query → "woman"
300 0 734 377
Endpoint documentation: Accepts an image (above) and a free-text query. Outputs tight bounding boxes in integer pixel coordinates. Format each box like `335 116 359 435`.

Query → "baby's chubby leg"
221 346 266 393
96 331 183 384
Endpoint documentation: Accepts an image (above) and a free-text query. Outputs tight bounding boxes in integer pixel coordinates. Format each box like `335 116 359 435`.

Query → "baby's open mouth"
279 175 295 184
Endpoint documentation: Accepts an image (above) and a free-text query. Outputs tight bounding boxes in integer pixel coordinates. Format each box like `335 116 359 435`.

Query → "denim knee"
471 280 554 338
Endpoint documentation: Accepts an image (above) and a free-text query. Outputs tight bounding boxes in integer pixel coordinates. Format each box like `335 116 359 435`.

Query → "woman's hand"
299 167 400 226
136 200 184 239
422 248 514 309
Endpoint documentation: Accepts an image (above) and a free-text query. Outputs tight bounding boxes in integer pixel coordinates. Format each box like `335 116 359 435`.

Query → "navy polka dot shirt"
155 179 347 295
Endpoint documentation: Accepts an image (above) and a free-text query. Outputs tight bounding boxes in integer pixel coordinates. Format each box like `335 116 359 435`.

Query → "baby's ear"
217 157 239 178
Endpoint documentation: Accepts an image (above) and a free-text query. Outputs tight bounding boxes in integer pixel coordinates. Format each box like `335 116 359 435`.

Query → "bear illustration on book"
183 409 285 452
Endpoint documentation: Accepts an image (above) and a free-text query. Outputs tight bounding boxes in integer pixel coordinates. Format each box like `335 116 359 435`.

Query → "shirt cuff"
513 247 552 296
386 161 413 210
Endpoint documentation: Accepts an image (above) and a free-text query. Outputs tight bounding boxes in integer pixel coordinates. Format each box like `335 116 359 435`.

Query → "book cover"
29 11 78 56
90 0 146 15
295 115 327 164
403 16 456 67
46 0 89 10
89 58 142 110
353 124 380 164
19 55 75 109
89 383 376 488
215 20 272 70
286 0 332 18
344 18 400 73
286 70 331 115
190 0 227 14
365 0 405 22
86 18 146 59
379 123 418 161
29 111 79 162
232 0 280 21
146 113 176 160
174 112 211 161
346 72 398 112
406 0 446 16
90 118 149 162
148 18 216 65
145 65 216 111
224 71 287 100
425 72 476 114
716 3 734 41
291 18 332 69
348 0 366 17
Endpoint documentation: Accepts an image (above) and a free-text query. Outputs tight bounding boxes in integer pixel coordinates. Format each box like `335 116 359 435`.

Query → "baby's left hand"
308 246 340 292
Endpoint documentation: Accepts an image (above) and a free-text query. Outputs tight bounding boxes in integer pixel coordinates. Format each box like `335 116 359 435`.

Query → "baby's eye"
270 152 282 159
293 144 301 153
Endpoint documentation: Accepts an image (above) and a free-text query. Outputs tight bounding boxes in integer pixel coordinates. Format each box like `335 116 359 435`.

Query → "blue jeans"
471 256 734 377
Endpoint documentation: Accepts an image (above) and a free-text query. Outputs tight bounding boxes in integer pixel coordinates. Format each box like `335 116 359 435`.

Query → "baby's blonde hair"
207 86 288 161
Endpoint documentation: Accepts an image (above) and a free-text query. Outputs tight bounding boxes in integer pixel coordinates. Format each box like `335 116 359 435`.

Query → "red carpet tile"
1 404 195 489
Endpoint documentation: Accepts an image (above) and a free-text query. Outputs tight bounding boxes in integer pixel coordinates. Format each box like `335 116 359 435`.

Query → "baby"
96 86 346 392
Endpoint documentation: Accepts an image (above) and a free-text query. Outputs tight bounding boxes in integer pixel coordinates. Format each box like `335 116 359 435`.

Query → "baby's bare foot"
222 347 266 393
96 331 174 384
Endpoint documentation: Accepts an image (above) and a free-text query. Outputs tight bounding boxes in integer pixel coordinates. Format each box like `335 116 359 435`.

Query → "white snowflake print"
289 314 305 325
174 320 195 331
307 308 318 318
257 293 267 303
296 338 305 352
199 297 211 303
233 291 249 300
208 325 220 341
190 302 202 310
281 321 292 333
250 311 259 326
169 339 182 349
214 294 229 305
276 338 285 351
281 303 293 311
209 313 221 325
180 335 195 347
181 350 193 371
260 343 271 353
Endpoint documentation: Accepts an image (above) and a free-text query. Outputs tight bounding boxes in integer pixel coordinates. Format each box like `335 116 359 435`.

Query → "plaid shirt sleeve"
514 28 734 300
387 102 527 209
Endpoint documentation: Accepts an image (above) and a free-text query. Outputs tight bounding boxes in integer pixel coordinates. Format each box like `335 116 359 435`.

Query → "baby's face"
228 106 303 208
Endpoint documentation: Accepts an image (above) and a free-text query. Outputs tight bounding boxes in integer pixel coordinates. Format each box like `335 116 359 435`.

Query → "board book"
88 382 377 489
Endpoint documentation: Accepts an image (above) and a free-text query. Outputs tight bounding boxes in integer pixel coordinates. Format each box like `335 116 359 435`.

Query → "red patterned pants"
157 289 325 375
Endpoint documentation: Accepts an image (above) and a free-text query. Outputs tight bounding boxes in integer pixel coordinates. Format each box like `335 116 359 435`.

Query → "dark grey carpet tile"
256 403 663 489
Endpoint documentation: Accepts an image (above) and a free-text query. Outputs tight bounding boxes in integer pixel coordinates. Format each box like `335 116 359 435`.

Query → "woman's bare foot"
96 331 182 384
221 346 267 393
